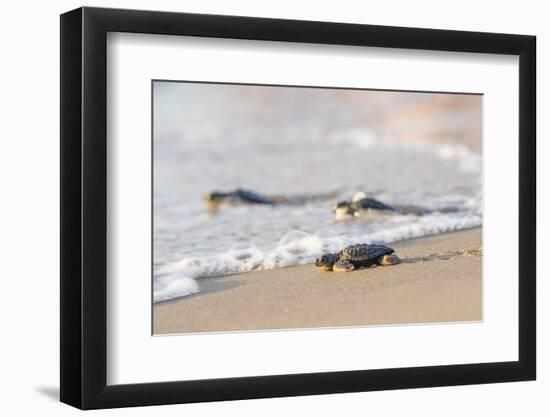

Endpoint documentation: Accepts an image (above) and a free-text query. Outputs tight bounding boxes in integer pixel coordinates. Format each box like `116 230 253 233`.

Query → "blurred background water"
153 82 482 302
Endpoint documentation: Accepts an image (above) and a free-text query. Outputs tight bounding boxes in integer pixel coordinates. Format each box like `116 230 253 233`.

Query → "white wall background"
0 0 545 415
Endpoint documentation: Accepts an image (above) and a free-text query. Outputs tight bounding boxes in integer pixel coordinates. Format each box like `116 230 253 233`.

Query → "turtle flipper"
333 259 355 272
378 254 400 266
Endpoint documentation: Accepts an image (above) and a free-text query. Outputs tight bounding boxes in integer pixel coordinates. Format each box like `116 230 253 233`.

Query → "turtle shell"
353 197 396 211
339 244 394 261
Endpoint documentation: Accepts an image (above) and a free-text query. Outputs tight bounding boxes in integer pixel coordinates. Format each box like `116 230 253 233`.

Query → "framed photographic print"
60 6 536 409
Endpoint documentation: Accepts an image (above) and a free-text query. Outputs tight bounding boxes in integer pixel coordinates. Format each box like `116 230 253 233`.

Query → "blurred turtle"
331 191 399 219
315 243 400 272
203 189 275 213
203 189 339 214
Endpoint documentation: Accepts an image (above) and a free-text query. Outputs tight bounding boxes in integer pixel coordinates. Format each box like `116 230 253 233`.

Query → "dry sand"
153 228 482 335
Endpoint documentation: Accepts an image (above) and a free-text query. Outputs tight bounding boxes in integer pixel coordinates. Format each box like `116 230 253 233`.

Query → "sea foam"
154 211 481 303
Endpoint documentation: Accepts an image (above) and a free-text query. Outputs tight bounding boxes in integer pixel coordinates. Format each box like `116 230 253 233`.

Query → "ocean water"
153 83 482 303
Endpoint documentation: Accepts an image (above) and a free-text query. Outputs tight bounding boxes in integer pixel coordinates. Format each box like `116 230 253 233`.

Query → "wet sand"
153 228 482 335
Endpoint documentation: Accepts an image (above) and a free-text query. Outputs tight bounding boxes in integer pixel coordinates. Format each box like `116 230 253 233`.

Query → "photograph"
53 3 538 412
152 81 483 335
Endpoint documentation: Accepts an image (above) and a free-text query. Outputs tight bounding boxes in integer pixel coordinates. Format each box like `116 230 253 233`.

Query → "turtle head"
315 253 337 271
203 192 225 214
331 201 354 216
331 201 352 212
203 192 224 202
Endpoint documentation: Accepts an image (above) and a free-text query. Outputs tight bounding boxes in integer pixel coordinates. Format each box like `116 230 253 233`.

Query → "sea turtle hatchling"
315 243 400 272
203 188 339 213
203 189 276 213
330 192 399 219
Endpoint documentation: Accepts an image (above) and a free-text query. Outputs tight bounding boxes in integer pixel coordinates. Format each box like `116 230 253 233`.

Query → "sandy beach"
153 227 482 335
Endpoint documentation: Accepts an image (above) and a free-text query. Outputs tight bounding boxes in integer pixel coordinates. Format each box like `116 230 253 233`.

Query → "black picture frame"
60 6 536 410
